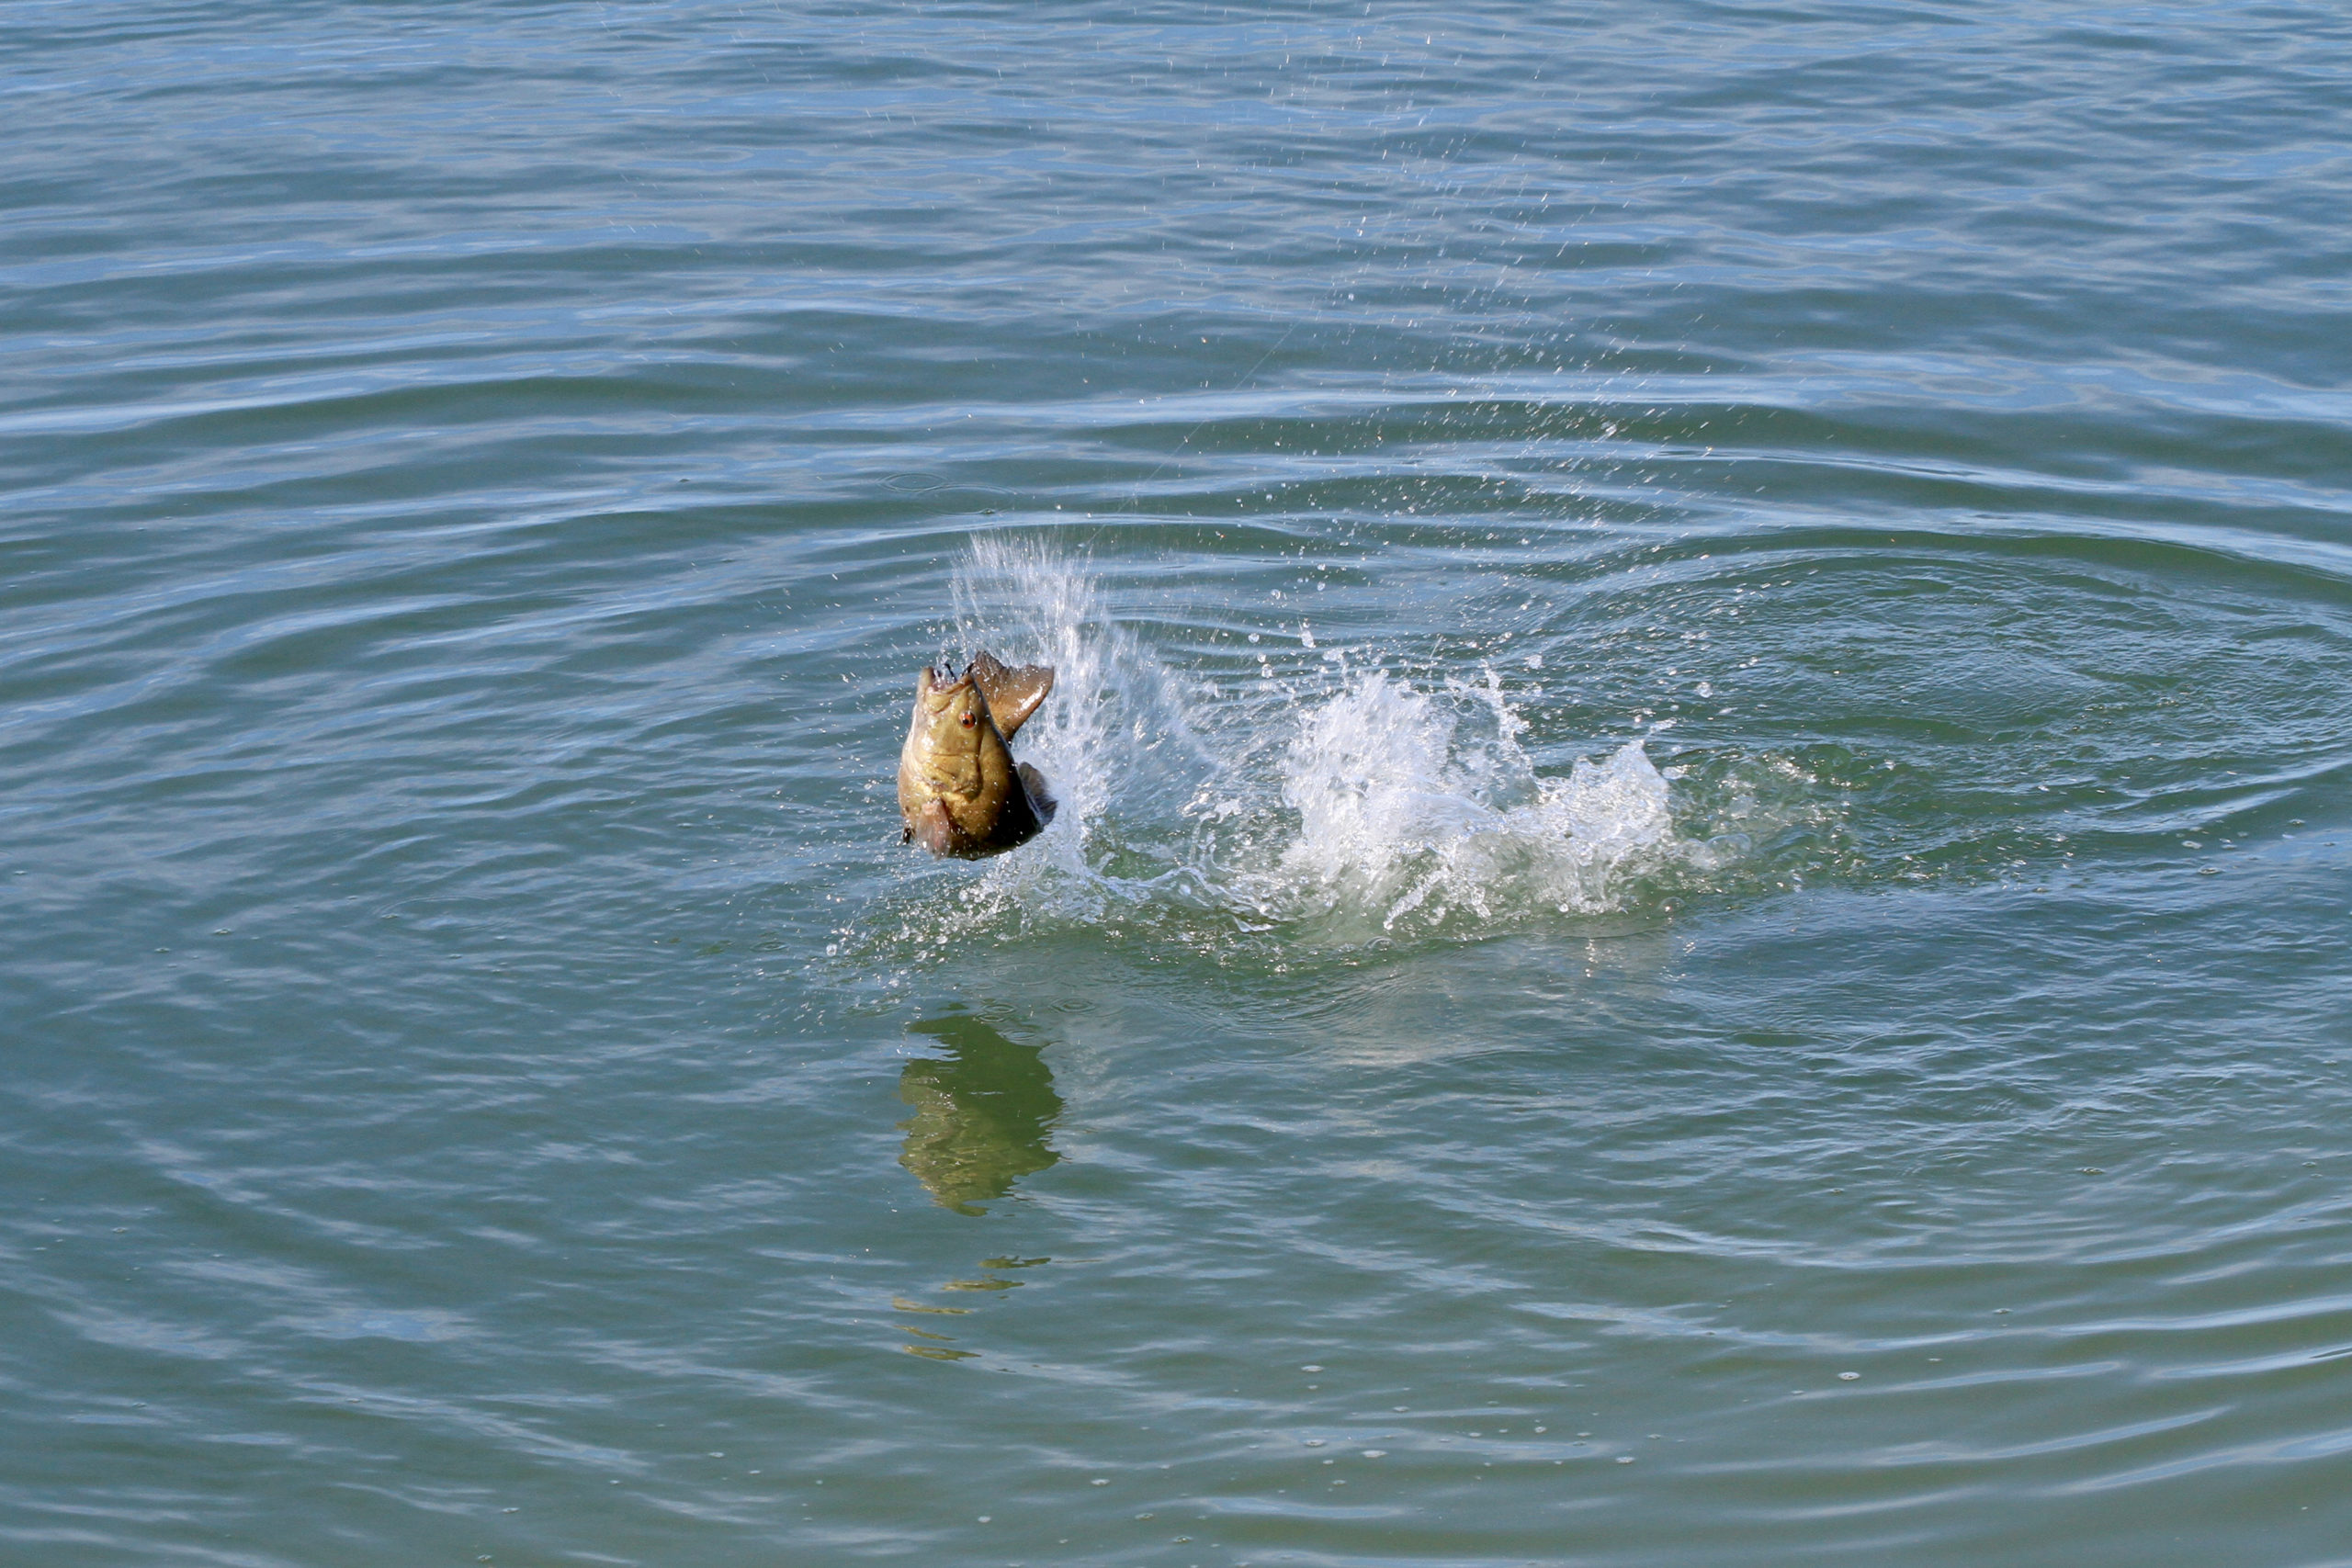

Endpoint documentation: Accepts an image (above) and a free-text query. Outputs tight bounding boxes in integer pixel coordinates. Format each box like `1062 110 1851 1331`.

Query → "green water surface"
5 4 2351 1565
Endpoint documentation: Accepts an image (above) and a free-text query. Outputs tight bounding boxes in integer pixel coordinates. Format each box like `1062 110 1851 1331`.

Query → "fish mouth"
915 664 980 719
921 658 978 699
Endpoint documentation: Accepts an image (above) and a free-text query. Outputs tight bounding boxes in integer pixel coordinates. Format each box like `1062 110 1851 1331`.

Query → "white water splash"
951 536 1116 881
914 544 1693 947
1268 669 1676 932
946 538 1222 911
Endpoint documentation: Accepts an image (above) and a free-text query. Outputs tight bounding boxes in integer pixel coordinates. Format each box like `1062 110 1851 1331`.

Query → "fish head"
905 662 999 778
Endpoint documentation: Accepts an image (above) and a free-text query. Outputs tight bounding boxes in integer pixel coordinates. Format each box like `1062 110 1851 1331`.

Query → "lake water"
6 3 2351 1564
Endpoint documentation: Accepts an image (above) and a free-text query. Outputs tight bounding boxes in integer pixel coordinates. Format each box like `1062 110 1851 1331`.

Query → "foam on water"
1271 669 1677 932
879 545 1696 955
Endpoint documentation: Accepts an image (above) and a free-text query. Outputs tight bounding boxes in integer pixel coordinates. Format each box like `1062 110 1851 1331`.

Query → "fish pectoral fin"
968 650 1055 739
1017 762 1057 824
910 798 958 856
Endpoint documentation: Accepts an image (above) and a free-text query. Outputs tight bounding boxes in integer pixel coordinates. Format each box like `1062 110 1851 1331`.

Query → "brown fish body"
898 651 1057 858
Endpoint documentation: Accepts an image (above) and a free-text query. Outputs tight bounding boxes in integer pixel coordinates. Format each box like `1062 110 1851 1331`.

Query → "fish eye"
959 712 977 728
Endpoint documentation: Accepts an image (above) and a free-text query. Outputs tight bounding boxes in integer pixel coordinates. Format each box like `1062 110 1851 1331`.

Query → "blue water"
6 3 2352 1564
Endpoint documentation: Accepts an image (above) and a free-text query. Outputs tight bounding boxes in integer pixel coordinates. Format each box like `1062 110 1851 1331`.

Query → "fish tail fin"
968 650 1055 738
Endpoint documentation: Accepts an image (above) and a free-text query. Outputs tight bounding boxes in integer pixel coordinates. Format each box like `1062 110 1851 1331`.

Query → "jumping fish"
898 650 1057 857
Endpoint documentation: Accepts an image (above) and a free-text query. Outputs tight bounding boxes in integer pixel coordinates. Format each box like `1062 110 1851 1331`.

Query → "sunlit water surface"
6 3 2351 1565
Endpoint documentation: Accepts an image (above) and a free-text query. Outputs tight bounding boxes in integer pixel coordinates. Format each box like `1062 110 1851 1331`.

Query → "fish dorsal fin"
967 650 1055 739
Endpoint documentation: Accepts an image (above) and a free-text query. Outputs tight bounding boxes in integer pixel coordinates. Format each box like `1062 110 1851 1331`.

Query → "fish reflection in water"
898 1012 1063 1214
893 1014 1063 1359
